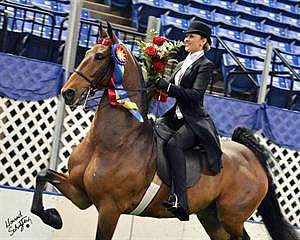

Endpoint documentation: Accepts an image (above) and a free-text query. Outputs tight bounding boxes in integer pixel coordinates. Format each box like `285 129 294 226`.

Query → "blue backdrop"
0 52 65 101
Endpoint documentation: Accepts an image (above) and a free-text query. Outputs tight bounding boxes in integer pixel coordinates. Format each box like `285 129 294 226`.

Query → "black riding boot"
162 133 191 220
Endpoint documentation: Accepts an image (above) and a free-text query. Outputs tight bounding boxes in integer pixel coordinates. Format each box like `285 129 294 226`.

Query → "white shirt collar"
188 50 204 61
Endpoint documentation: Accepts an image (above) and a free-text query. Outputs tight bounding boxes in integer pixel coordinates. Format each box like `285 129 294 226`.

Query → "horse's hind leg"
221 221 249 240
31 168 92 229
196 207 230 240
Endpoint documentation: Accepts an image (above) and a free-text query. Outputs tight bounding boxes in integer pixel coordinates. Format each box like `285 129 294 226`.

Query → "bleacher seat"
242 32 266 48
222 53 258 95
238 16 263 33
245 44 266 60
186 6 213 22
215 27 242 42
269 40 293 54
288 29 300 42
214 12 238 27
276 1 297 14
6 0 33 7
31 0 52 10
274 52 300 68
281 14 300 29
221 39 247 56
266 85 293 109
252 59 265 71
132 0 169 30
256 0 276 10
163 1 187 17
255 7 280 23
234 2 257 16
263 22 288 40
292 44 300 55
160 15 188 40
210 0 235 15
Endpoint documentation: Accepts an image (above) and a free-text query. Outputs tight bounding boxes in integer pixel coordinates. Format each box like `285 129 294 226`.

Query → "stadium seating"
1 0 300 110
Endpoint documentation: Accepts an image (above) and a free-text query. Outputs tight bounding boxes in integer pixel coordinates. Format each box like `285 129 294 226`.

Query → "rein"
72 69 156 111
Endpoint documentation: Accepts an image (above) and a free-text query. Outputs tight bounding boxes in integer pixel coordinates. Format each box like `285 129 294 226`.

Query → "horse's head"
61 22 120 106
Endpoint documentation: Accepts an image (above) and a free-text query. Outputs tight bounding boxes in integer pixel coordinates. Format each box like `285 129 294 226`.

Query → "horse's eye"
95 53 104 60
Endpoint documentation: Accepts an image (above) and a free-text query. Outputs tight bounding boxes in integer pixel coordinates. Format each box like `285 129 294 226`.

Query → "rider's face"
184 33 207 53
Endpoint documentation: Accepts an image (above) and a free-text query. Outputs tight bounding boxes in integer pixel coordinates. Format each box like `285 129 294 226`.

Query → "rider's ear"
106 21 118 44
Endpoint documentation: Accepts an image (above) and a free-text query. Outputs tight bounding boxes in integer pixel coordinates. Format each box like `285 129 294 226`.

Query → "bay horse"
30 22 299 240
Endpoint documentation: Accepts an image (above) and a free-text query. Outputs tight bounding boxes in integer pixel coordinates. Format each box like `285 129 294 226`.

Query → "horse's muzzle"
62 88 76 105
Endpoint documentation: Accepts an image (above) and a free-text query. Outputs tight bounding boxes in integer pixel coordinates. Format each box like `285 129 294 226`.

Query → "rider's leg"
165 123 196 219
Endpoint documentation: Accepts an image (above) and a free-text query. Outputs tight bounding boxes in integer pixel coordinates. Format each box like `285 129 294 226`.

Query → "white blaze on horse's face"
61 41 114 106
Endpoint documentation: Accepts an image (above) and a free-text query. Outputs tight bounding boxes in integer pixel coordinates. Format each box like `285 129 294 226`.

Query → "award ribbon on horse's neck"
108 43 144 122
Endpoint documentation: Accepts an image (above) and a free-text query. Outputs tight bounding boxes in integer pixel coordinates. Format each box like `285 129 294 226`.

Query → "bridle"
73 61 114 91
69 38 155 111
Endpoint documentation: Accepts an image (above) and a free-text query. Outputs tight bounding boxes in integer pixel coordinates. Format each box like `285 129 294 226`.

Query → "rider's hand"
156 79 169 90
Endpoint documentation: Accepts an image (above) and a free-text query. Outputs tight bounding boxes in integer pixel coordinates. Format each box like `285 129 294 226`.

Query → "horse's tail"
232 126 299 240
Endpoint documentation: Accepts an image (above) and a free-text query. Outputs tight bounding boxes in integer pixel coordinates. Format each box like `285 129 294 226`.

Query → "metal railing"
216 35 300 108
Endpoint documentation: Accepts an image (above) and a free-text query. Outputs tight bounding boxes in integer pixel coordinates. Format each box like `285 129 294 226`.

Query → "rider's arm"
162 62 214 104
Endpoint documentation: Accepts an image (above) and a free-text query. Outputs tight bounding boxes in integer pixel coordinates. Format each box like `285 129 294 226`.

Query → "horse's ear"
106 21 118 44
99 21 108 38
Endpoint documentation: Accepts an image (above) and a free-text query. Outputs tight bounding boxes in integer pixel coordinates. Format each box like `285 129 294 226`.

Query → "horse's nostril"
62 89 75 102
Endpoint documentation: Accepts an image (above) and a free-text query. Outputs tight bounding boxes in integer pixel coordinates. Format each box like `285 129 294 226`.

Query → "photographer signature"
5 211 33 236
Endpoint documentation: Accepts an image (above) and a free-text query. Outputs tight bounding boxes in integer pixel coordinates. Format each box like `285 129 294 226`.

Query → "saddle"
154 120 206 188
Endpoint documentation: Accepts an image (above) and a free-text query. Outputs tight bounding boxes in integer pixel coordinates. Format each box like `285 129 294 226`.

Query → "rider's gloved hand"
156 78 169 91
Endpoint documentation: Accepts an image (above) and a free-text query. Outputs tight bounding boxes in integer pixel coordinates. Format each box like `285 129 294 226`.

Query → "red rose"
152 58 166 73
145 46 157 56
152 36 167 46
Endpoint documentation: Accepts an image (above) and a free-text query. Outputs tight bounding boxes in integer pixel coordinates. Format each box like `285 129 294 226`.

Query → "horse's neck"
88 59 149 150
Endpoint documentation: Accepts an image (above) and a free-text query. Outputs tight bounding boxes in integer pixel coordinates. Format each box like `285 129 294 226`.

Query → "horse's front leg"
95 202 121 240
31 168 92 229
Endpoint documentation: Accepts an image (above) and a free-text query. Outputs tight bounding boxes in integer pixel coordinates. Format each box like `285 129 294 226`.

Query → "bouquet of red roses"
136 33 183 105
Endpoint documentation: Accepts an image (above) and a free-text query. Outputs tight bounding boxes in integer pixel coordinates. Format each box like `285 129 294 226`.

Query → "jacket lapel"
170 62 183 84
180 55 206 85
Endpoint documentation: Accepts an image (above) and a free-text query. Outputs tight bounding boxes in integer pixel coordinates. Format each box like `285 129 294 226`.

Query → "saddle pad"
155 120 204 188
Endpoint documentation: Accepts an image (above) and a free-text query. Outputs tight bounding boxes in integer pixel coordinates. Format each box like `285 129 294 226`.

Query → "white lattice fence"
57 106 94 174
1 96 299 227
0 96 57 188
248 133 300 227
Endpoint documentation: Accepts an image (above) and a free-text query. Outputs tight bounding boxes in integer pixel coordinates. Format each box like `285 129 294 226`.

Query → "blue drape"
0 52 65 101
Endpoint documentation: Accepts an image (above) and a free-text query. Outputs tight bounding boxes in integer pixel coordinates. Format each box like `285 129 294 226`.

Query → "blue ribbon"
112 44 144 122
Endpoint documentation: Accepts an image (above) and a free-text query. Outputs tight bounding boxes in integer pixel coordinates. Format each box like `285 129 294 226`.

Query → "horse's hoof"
44 208 63 229
31 207 63 229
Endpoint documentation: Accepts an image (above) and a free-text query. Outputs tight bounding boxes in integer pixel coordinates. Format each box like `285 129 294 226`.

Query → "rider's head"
184 20 212 53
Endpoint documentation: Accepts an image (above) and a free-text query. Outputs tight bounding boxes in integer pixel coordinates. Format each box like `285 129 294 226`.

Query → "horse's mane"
123 42 148 119
133 54 148 117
